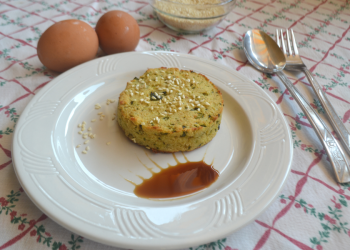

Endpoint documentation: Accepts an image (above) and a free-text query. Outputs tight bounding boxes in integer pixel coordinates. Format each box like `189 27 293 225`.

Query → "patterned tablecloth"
1 0 350 249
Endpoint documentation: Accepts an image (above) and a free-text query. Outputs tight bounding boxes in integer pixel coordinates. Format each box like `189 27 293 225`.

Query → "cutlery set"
243 29 350 183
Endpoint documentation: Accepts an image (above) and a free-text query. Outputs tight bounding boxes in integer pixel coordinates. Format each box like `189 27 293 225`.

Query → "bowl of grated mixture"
151 0 237 33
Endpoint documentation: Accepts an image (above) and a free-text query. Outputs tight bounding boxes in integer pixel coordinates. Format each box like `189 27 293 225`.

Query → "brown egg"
37 20 99 73
96 10 140 55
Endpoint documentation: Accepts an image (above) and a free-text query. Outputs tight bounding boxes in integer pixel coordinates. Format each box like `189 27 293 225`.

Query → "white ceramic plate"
13 52 292 249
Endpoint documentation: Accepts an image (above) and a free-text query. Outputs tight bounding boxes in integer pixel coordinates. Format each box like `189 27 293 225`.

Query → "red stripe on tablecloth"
0 144 11 158
236 60 249 71
0 93 32 113
255 220 313 250
0 1 57 24
0 32 37 50
309 21 350 73
284 114 313 128
33 80 50 93
0 214 47 250
0 54 38 74
139 24 199 47
254 154 323 249
343 109 350 123
0 76 34 95
288 0 327 29
327 91 350 105
291 170 350 199
0 160 12 170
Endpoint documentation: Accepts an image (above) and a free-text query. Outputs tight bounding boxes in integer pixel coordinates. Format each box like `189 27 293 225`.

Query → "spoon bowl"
243 29 286 73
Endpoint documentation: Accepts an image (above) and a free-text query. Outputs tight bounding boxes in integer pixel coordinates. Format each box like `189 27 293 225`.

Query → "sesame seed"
89 133 93 136
140 99 144 102
98 112 103 115
205 102 210 106
78 131 83 135
76 144 81 148
160 113 165 117
82 150 87 154
83 132 88 135
179 97 181 101
151 107 154 110
78 124 82 128
168 113 173 115
189 99 193 103
197 108 200 111
167 75 171 79
140 92 144 96
174 109 177 113
151 96 156 100
106 142 111 145
91 119 96 122
178 107 182 110
81 127 85 131
130 93 134 96
169 108 172 112
182 95 185 99
135 91 139 94
187 79 190 82
174 97 178 101
83 135 87 139
191 103 195 107
95 104 101 109
82 121 86 125
84 140 90 144
195 101 199 104
88 127 92 131
86 146 90 151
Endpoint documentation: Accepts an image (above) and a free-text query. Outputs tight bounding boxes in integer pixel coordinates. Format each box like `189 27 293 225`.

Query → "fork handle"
303 68 350 156
276 71 350 183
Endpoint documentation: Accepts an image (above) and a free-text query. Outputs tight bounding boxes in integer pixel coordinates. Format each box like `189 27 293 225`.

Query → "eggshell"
37 20 99 73
96 11 140 55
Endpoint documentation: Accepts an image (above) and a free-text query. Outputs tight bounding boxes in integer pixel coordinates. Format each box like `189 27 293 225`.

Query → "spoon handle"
276 71 350 183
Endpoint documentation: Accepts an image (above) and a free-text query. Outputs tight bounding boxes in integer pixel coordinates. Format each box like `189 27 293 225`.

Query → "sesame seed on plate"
76 144 81 148
82 150 87 154
84 140 90 144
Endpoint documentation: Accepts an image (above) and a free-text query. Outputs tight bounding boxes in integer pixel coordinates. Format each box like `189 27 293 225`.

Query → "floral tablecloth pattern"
1 0 350 249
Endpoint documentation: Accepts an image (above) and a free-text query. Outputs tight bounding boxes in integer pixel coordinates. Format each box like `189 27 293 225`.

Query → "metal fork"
276 29 350 157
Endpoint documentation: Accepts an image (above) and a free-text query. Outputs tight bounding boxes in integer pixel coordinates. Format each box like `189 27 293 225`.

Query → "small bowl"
151 0 237 34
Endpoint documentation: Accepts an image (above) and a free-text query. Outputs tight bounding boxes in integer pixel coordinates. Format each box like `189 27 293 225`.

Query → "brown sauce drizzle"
132 153 219 199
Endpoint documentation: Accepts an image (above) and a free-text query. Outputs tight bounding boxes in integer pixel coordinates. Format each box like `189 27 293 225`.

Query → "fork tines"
276 29 298 56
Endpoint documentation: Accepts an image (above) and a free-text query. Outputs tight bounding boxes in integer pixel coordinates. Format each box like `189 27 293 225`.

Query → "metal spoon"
243 29 350 183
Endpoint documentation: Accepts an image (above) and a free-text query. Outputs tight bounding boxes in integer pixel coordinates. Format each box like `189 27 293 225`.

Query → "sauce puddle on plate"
129 153 219 199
